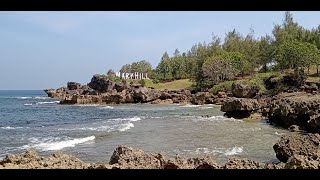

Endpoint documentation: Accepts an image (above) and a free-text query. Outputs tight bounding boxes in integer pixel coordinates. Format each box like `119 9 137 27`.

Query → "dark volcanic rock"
88 74 115 93
131 85 160 103
221 97 261 112
268 92 320 132
231 82 259 98
67 82 81 90
273 134 320 163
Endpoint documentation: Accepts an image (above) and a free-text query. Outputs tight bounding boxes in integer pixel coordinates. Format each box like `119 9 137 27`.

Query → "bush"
138 79 146 86
209 81 234 94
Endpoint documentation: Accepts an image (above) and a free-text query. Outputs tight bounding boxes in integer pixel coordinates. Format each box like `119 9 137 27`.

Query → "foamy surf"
75 104 99 107
182 104 202 108
1 126 24 130
184 146 243 156
191 115 242 123
98 106 114 109
224 147 243 156
36 101 60 105
21 136 96 151
110 116 141 122
118 122 134 132
24 103 33 106
15 96 51 100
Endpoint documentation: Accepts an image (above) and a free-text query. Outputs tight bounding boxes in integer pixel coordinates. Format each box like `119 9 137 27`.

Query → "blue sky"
0 11 319 90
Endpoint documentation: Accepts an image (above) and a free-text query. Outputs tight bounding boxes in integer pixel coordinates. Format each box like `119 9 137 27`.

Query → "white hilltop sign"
115 72 149 80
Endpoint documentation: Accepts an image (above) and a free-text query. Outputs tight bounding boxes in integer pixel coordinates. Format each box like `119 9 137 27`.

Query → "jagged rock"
164 155 191 169
223 158 262 169
0 150 88 169
273 134 320 163
288 125 303 132
268 92 320 132
188 155 220 169
151 99 174 104
192 92 216 105
109 145 165 169
88 74 116 93
131 85 160 103
67 82 81 90
264 162 286 169
231 82 259 98
284 154 320 169
221 98 261 112
160 92 172 100
264 75 280 90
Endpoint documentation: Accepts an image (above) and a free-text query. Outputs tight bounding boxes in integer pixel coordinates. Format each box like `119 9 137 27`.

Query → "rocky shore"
44 74 227 106
40 73 320 169
1 132 319 169
45 73 320 132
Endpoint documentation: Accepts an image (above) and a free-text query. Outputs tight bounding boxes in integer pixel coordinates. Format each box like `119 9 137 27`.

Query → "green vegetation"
209 72 284 94
209 81 234 94
107 12 320 92
126 79 192 90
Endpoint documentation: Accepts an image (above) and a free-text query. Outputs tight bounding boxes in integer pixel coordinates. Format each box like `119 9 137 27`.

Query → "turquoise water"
0 90 288 164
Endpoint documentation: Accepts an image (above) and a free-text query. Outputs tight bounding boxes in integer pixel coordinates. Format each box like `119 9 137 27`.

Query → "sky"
0 11 320 90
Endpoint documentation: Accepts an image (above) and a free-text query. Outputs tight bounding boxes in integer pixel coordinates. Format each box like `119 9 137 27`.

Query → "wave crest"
21 136 95 151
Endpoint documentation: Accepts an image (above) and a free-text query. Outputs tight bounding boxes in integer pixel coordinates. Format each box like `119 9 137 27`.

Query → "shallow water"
0 90 288 164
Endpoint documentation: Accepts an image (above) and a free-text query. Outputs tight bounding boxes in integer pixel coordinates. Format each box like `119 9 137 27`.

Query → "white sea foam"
15 96 51 100
275 132 285 136
224 147 243 156
24 103 33 106
36 101 60 105
200 106 214 109
1 126 24 130
98 106 114 109
110 116 141 122
182 104 202 108
118 122 134 132
186 146 243 156
21 136 96 151
192 115 243 123
75 104 99 107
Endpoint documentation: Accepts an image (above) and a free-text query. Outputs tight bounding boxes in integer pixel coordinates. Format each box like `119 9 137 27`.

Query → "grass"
209 72 284 94
306 76 320 82
209 81 234 94
126 79 193 90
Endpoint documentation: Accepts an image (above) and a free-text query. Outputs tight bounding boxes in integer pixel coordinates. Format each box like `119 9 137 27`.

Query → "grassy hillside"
127 79 193 90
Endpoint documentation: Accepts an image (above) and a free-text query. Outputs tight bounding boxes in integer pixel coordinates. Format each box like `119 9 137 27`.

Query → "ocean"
0 90 288 164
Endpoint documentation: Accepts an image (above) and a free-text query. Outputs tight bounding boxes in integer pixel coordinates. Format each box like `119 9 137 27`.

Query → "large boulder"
109 145 165 169
88 74 116 93
164 155 219 169
223 158 262 169
221 98 262 112
67 82 81 90
268 92 320 132
231 82 259 98
284 154 320 169
131 84 160 103
273 134 320 163
0 150 88 169
192 92 216 105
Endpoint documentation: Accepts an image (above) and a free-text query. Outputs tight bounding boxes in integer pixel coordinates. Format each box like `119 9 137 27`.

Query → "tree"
106 69 115 76
258 35 274 72
120 64 131 73
202 56 235 85
275 41 319 74
156 52 172 80
219 51 249 77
